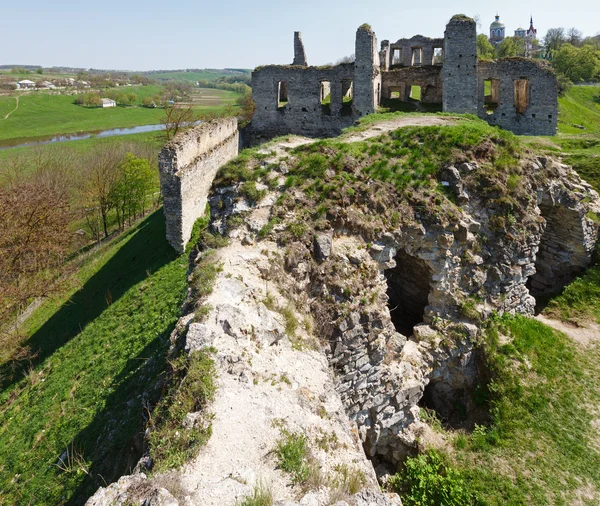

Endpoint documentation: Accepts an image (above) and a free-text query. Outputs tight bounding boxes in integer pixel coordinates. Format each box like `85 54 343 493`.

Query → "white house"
17 79 36 89
100 98 116 108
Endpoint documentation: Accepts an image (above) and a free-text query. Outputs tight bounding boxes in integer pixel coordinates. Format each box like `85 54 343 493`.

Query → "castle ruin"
250 15 558 138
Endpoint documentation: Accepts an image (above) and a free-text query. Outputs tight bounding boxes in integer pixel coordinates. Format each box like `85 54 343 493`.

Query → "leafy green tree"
111 154 157 229
552 43 600 81
477 34 495 59
495 37 526 58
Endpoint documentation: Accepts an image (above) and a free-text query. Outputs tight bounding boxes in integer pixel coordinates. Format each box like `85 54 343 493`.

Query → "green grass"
150 70 250 82
421 313 600 505
148 349 216 472
0 86 237 141
0 210 189 504
544 265 600 324
557 85 600 135
237 482 274 506
0 130 163 164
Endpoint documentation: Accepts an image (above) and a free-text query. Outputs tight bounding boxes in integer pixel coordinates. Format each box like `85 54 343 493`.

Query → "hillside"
81 114 600 506
0 211 189 504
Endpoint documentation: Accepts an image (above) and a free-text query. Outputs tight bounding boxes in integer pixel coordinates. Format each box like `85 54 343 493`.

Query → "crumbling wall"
159 118 239 253
292 31 307 66
477 59 558 135
353 24 381 116
250 24 381 139
381 66 443 103
388 35 444 68
251 64 356 138
443 16 478 115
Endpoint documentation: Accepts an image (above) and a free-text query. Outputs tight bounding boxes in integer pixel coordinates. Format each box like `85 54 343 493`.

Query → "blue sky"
2 0 598 70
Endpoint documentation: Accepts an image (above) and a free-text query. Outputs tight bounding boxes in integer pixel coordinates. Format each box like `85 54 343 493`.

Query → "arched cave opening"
418 353 490 431
384 250 432 337
528 204 588 308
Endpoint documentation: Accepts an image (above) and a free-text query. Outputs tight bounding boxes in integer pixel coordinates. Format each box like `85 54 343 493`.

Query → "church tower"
489 14 506 46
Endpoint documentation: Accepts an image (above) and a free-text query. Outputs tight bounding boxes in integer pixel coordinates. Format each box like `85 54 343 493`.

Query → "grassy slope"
0 86 238 141
524 85 600 192
0 210 188 504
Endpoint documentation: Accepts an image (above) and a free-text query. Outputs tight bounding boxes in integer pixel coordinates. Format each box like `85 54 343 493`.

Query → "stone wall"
381 66 443 103
159 118 239 253
477 59 558 136
250 64 357 138
443 16 478 115
387 35 444 68
250 24 381 139
250 15 559 140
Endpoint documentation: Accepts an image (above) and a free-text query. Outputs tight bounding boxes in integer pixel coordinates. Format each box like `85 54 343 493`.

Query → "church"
490 14 539 57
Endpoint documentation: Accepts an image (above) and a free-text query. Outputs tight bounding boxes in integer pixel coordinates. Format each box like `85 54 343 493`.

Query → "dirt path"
536 314 600 347
1 95 20 120
341 115 457 143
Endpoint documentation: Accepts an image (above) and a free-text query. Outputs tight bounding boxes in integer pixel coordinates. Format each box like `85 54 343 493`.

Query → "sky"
1 0 598 71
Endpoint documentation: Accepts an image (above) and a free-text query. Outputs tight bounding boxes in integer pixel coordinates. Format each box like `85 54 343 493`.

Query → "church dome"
490 15 505 30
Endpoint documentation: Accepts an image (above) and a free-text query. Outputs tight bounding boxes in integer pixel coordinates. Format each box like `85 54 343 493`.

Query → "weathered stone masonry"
159 118 239 253
250 15 558 139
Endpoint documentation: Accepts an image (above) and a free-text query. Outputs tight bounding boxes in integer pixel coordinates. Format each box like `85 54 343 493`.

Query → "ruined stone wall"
443 16 478 114
381 66 443 103
354 25 381 116
250 25 381 139
388 35 444 68
477 59 558 135
159 118 239 253
250 64 356 138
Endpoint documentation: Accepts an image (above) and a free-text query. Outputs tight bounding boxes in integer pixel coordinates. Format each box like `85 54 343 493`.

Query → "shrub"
276 429 310 484
388 450 477 506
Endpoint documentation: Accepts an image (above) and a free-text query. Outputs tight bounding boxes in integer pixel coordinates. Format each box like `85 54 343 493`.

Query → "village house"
100 98 116 108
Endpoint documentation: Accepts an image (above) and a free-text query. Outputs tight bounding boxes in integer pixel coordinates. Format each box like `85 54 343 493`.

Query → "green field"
0 211 188 504
0 86 239 142
149 69 250 82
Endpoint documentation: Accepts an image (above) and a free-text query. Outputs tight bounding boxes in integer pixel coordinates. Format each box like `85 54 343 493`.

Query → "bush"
389 450 477 506
276 429 310 484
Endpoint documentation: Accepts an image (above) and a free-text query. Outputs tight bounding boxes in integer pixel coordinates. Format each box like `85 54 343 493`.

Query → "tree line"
0 143 159 364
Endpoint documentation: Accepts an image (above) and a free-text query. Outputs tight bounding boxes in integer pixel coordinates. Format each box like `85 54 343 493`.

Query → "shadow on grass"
0 210 176 391
64 335 173 505
380 98 442 113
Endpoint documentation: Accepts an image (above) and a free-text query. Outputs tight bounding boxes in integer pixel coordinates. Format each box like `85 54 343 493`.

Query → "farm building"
17 79 35 89
100 98 117 108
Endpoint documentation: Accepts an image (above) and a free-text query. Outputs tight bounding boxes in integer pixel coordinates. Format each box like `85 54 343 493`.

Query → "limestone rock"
314 232 333 261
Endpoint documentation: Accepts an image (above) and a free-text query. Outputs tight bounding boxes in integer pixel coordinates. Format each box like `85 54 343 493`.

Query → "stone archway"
529 203 591 297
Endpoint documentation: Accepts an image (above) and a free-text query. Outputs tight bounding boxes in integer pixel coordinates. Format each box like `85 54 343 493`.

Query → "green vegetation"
389 450 476 506
0 86 239 142
148 348 216 472
524 85 600 193
557 85 600 134
407 313 600 505
0 211 189 504
544 265 600 324
149 69 250 83
276 429 310 484
237 482 274 506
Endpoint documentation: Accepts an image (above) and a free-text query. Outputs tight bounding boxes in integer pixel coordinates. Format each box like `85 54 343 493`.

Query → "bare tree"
566 27 583 47
161 104 196 141
0 170 73 365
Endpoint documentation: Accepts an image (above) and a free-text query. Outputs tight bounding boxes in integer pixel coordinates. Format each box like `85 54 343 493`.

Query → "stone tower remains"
292 32 308 66
353 24 381 117
443 15 478 115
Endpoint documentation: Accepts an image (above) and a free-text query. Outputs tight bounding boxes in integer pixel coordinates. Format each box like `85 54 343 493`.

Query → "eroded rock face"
87 131 600 504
